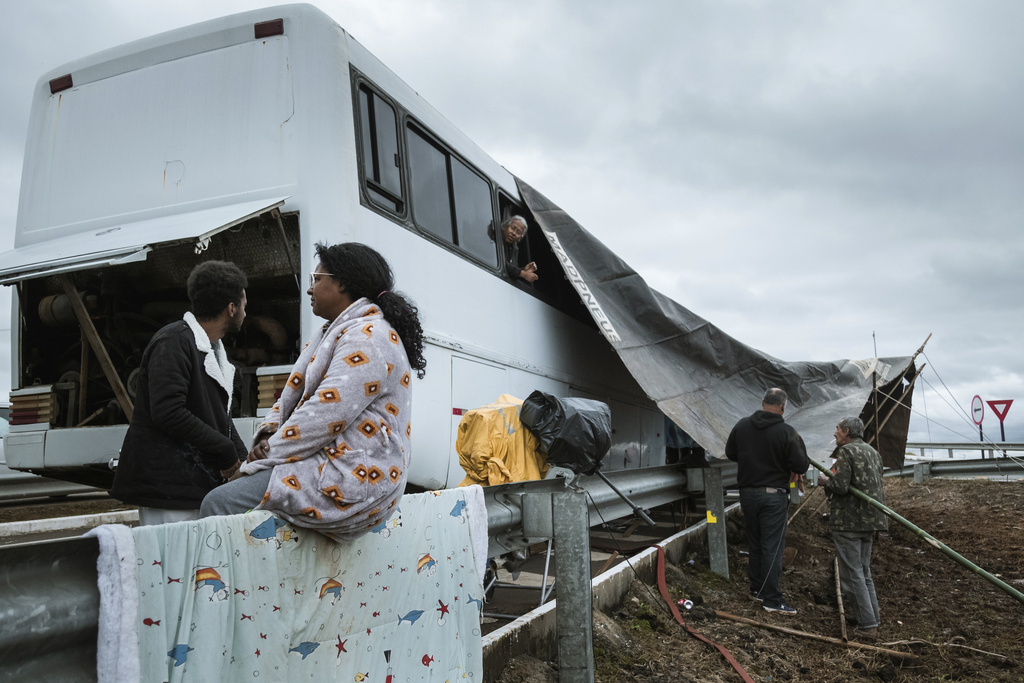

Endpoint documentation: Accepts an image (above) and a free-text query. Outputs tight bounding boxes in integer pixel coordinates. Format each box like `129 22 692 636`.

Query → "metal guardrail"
0 463 733 680
0 472 103 503
484 462 736 557
888 457 1024 480
905 442 1024 459
0 537 100 682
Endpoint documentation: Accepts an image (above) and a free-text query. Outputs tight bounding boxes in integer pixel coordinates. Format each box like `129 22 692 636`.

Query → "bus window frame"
354 81 406 216
405 120 499 269
351 69 501 274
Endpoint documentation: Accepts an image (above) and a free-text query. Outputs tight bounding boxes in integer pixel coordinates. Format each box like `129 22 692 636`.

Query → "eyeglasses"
309 272 336 288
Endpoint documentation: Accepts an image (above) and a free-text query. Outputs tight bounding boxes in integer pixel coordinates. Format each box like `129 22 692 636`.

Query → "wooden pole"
786 484 820 525
714 611 918 661
595 550 620 578
807 458 1024 606
75 405 106 428
834 557 848 642
869 372 880 447
864 333 931 434
57 276 134 421
860 335 933 436
78 328 90 424
874 363 926 438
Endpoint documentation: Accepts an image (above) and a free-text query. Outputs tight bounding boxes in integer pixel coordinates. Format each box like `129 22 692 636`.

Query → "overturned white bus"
0 5 668 491
1 4 918 495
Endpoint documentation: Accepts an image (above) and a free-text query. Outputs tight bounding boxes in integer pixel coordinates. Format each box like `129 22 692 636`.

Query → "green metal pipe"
808 459 1024 607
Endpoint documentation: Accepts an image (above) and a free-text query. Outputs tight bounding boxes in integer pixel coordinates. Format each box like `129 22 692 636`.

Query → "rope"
847 358 1022 466
922 350 976 425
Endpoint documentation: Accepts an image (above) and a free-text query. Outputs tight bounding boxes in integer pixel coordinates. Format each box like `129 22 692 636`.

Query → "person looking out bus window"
111 261 248 526
201 243 427 542
501 215 539 283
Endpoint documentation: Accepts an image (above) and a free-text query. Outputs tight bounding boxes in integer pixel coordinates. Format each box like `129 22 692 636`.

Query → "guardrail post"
553 489 595 683
913 462 931 484
703 466 728 579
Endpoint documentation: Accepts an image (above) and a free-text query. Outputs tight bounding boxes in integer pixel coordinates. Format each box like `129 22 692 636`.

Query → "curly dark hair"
187 261 247 320
314 242 426 378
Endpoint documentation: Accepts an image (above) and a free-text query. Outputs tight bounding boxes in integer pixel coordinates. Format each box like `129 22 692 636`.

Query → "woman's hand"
247 437 271 463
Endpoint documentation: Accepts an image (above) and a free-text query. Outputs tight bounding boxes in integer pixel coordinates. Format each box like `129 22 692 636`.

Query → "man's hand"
520 261 539 283
817 473 830 485
247 437 270 463
220 459 241 481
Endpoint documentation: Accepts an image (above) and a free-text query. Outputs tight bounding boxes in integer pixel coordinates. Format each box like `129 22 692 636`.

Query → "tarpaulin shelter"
516 178 916 468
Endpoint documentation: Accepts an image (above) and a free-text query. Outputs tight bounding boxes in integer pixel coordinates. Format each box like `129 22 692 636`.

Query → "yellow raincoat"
456 394 549 486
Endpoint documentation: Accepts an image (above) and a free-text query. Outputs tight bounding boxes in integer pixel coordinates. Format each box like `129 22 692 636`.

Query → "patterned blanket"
91 486 487 682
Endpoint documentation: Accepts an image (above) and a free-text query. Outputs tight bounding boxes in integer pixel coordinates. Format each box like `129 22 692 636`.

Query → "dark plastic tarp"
516 178 914 467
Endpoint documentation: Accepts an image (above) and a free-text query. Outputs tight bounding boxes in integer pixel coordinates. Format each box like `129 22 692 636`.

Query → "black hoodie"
725 410 810 489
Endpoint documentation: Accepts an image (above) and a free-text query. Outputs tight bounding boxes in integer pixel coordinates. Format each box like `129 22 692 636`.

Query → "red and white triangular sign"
986 399 1013 423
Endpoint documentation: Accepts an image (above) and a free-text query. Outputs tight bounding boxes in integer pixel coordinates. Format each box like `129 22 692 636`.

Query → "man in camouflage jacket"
819 416 888 643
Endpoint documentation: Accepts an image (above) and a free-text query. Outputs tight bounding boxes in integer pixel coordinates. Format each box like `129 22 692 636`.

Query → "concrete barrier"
481 502 741 679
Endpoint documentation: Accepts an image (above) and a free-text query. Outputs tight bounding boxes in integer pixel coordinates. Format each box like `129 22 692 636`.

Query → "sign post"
986 399 1013 455
971 395 984 458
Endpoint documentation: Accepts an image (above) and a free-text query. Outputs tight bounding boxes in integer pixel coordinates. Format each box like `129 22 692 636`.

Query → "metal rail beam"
0 537 99 682
0 464 738 678
905 442 1024 459
888 457 1024 479
485 462 736 557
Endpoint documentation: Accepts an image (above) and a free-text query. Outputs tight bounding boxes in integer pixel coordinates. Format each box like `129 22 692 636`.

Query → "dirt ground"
0 494 131 524
498 478 1024 682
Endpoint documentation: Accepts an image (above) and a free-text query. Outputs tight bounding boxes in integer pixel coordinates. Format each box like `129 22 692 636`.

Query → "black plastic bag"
519 391 612 475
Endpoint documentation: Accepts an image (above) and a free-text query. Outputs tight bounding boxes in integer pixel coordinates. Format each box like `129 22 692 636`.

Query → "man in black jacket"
111 261 248 525
725 388 810 614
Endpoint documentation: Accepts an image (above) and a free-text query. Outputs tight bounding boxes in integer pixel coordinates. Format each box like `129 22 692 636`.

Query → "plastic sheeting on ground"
456 394 549 486
89 487 487 683
516 177 915 466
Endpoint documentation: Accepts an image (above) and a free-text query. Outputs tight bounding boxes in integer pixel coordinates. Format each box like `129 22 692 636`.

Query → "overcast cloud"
1 0 1021 447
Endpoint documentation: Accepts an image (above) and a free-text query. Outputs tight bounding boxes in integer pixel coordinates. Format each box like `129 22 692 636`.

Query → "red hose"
655 545 755 683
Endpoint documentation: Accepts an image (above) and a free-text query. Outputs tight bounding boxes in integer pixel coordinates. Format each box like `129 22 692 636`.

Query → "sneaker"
748 592 764 602
852 626 878 643
763 602 797 615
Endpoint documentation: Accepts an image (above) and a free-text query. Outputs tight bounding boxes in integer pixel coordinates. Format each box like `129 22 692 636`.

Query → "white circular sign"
971 395 984 425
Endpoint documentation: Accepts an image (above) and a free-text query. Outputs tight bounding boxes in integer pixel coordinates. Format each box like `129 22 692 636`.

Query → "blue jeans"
739 488 790 608
832 530 881 628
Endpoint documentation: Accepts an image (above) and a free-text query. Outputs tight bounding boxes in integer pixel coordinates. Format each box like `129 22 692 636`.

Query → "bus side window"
406 123 498 269
357 85 404 213
406 127 451 241
451 158 496 266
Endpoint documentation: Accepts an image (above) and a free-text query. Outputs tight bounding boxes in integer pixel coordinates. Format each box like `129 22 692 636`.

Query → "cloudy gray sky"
1 0 1021 446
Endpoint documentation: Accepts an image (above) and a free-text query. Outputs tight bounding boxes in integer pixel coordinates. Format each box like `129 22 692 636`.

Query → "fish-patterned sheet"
132 487 485 682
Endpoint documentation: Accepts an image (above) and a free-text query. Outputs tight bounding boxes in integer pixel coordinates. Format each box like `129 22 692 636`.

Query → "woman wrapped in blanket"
201 243 426 541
